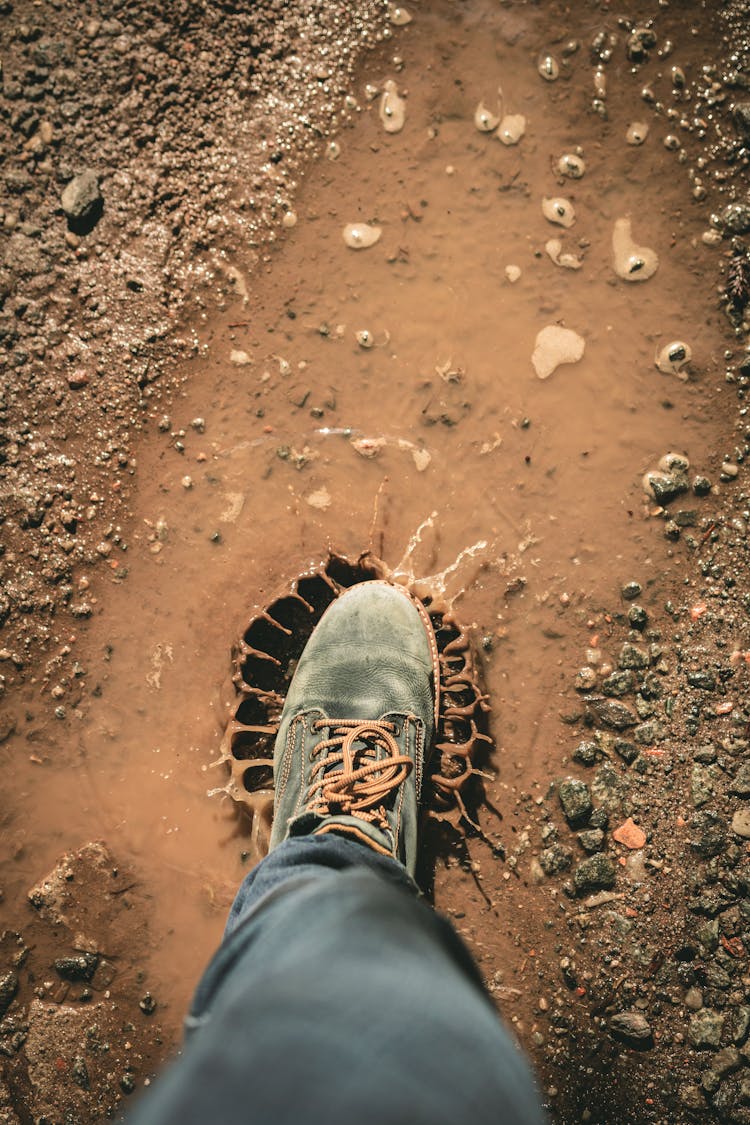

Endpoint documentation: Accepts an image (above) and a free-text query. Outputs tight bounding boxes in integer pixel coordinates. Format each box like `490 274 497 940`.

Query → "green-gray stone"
602 671 635 697
573 853 616 893
633 719 665 745
558 778 593 825
619 643 650 670
689 1008 724 1049
730 763 750 797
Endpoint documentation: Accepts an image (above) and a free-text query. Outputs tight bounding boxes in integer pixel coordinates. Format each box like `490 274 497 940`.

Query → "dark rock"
734 1007 750 1047
638 670 661 697
0 972 19 1019
739 1075 750 1107
139 992 157 1015
71 1055 90 1090
645 472 689 505
701 1069 721 1096
539 844 573 876
687 670 717 691
689 1008 725 1048
730 763 750 797
586 699 637 730
577 828 605 853
120 1073 136 1095
714 1047 742 1076
694 744 718 764
697 919 720 952
572 740 600 766
627 605 648 631
618 643 649 670
692 764 716 808
602 670 635 697
608 1010 653 1046
633 719 664 745
690 811 727 858
591 764 623 812
733 101 750 139
721 203 750 235
621 581 642 600
60 169 103 232
573 853 616 893
679 1084 704 1110
673 509 698 528
558 778 593 825
693 474 712 497
614 739 639 764
705 961 733 990
53 953 98 982
589 807 609 830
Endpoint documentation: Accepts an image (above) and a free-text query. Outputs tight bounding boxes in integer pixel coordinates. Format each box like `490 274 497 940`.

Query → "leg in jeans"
129 835 546 1125
127 582 547 1124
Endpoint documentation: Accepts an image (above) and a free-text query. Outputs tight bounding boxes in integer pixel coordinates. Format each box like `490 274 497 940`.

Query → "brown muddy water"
1 0 735 1067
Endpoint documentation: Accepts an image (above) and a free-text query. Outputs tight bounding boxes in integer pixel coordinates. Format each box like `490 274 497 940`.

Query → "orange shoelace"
305 718 413 830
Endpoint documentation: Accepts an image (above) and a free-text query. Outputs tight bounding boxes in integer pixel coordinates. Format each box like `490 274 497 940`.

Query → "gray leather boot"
269 581 439 875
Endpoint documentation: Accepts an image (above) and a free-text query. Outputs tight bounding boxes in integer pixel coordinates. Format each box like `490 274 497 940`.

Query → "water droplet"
593 68 607 98
557 153 586 179
663 134 680 151
388 5 412 25
364 83 379 101
671 65 686 88
497 114 526 145
356 330 374 349
538 54 560 81
656 341 692 378
612 217 658 281
326 141 341 160
474 102 500 132
626 122 649 145
542 197 575 228
532 325 585 380
282 210 297 229
380 79 406 133
343 222 382 249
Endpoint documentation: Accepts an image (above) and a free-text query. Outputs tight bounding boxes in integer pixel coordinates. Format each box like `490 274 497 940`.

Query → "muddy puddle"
1 0 737 1086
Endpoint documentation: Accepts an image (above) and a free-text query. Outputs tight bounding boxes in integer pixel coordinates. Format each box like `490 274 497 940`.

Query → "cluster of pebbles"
0 0 395 672
495 525 750 1119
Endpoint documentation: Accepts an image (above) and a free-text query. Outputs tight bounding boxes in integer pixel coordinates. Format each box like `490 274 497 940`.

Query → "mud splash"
212 552 492 860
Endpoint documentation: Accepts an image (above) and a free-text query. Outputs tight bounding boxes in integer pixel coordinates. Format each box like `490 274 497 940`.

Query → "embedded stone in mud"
545 238 582 270
542 196 575 228
212 553 492 856
655 340 692 378
557 153 585 179
626 122 649 145
532 325 585 379
343 222 382 249
380 80 405 133
474 102 500 133
612 217 658 281
497 114 526 145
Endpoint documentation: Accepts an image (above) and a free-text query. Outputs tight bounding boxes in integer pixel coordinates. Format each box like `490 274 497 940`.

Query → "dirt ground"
3 0 750 1121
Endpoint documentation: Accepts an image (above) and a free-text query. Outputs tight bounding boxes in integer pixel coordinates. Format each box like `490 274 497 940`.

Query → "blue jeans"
128 836 546 1124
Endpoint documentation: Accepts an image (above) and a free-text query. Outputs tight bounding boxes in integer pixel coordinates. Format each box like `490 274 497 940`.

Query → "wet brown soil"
3 1 750 1122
